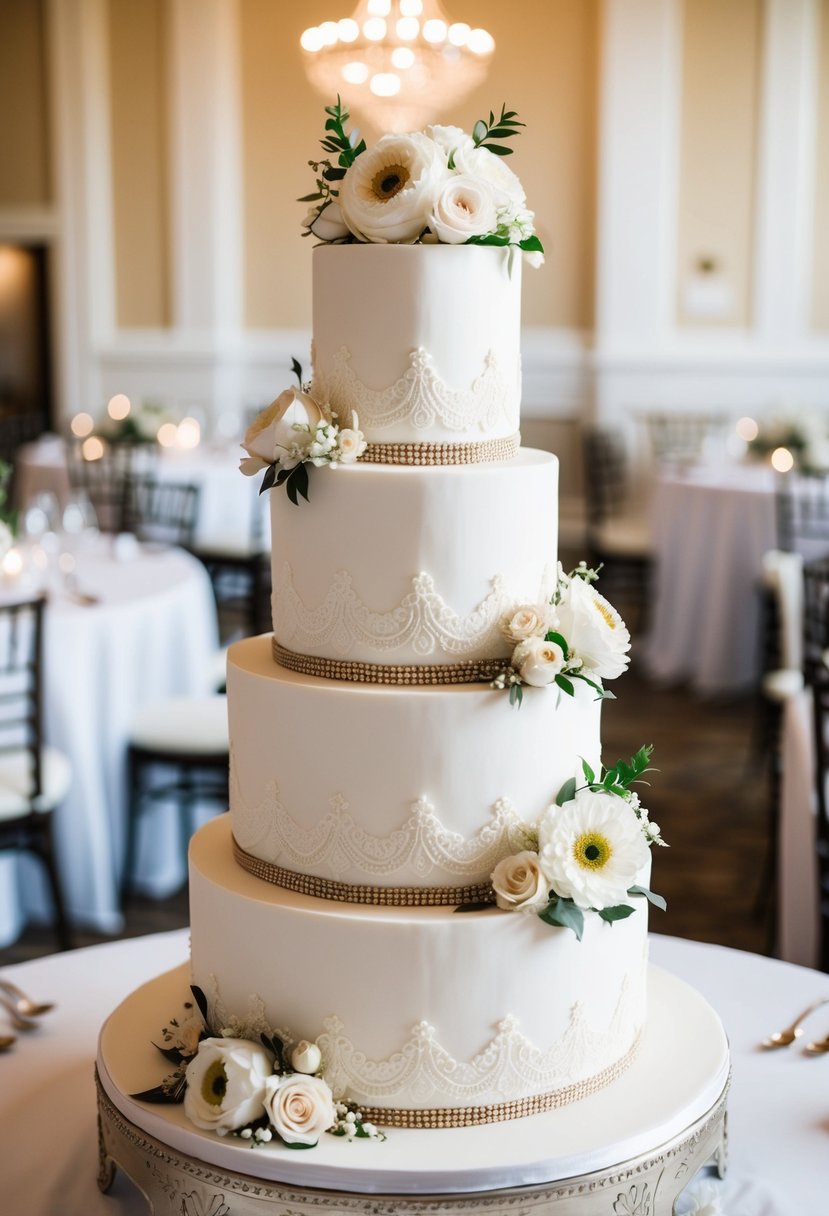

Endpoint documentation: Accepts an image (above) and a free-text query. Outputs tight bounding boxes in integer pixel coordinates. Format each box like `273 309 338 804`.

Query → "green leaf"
465 233 510 247
190 985 209 1025
472 119 488 144
485 144 514 157
509 682 523 708
628 885 667 911
555 776 577 806
291 357 303 385
581 757 595 784
597 904 635 924
519 235 544 253
453 901 493 913
259 464 277 495
286 462 310 506
544 630 569 654
538 897 584 940
555 673 575 696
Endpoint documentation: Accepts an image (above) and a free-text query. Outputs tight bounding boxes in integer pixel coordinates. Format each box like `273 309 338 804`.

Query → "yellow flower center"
371 163 410 200
201 1059 228 1106
573 832 612 871
591 597 616 629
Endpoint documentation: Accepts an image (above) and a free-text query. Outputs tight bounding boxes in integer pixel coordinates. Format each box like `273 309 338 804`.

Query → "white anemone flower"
554 574 631 681
183 1037 273 1133
338 132 447 243
537 788 649 911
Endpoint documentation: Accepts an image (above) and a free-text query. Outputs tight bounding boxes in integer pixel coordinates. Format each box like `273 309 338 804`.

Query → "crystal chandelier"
300 1 495 135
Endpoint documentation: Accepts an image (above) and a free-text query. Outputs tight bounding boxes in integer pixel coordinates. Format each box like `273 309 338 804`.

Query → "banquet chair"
640 411 727 467
67 439 158 533
125 476 201 548
582 426 651 631
191 493 271 641
777 471 829 563
120 694 229 907
0 597 73 950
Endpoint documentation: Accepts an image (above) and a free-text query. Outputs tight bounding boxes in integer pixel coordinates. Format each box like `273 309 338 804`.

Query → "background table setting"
1 931 827 1215
0 525 220 947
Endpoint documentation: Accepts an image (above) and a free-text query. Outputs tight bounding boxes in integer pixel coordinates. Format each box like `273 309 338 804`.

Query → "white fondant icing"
189 817 649 1111
227 635 602 888
311 244 522 445
270 451 559 666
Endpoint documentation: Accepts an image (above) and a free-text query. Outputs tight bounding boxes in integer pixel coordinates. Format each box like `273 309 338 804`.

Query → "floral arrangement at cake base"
132 985 385 1148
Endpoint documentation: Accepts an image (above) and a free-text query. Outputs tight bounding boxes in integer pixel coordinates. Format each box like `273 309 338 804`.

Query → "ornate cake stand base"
96 964 730 1216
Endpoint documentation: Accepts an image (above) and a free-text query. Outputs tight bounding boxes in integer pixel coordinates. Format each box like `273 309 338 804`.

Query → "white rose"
264 1072 337 1147
303 199 351 243
290 1040 322 1075
240 388 323 475
184 1037 273 1134
335 427 367 463
537 789 649 911
512 635 566 686
491 850 549 912
501 604 552 644
424 124 476 163
338 133 447 244
554 575 630 681
452 143 526 212
428 174 499 244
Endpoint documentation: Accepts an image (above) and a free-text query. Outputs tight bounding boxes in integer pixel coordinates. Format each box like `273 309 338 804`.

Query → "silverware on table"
804 1032 829 1056
0 994 40 1031
0 977 54 1018
762 996 829 1048
0 1034 16 1052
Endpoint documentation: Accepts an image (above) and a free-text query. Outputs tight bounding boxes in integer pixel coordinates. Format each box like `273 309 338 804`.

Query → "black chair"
0 597 72 950
125 476 201 548
67 439 158 533
777 471 829 563
191 492 271 641
641 411 727 467
121 693 229 907
803 558 829 972
582 426 651 631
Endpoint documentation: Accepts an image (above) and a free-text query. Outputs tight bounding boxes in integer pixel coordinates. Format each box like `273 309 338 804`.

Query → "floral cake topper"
300 98 544 261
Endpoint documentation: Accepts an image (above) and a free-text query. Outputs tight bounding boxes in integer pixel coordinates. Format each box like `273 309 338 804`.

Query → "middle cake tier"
228 635 601 898
269 448 558 673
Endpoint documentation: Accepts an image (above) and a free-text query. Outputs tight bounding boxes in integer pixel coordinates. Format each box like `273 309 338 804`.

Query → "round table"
644 463 776 695
0 931 826 1215
0 536 219 945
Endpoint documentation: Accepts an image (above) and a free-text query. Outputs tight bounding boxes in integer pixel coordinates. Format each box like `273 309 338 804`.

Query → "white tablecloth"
14 437 265 551
645 464 777 695
0 538 219 945
1 931 826 1214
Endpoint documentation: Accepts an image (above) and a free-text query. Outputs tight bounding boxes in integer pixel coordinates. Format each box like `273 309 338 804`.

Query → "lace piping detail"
275 563 556 660
200 973 643 1112
230 755 535 885
312 346 519 434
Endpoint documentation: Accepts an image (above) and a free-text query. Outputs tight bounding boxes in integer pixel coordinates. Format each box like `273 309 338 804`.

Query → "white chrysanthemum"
537 788 649 910
338 132 447 244
183 1037 273 1133
554 574 631 681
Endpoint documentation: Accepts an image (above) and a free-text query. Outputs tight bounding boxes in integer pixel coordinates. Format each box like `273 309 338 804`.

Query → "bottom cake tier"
189 816 649 1126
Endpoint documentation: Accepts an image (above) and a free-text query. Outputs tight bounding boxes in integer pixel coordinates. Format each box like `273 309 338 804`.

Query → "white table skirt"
644 465 777 695
0 539 220 945
1 931 826 1215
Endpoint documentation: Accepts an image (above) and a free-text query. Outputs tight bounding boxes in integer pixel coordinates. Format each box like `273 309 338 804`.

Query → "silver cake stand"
96 964 729 1216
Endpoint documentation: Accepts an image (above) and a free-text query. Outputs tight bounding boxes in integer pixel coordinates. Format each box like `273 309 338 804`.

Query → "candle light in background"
157 422 179 448
2 546 23 583
70 412 94 438
771 447 794 473
735 417 759 442
81 436 105 461
107 393 131 421
176 417 201 450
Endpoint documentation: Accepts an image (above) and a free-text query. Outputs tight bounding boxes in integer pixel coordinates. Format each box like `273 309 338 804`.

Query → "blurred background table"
0 536 219 946
2 931 826 1215
644 463 777 696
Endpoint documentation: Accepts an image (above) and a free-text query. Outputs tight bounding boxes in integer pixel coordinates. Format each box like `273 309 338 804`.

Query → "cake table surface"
1 930 826 1215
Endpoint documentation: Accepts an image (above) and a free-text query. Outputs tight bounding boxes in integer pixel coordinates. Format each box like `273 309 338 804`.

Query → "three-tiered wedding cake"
180 108 666 1136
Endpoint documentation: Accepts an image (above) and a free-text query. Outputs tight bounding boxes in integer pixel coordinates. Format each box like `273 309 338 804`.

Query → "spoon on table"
0 978 54 1018
762 997 829 1048
0 1034 16 1052
0 994 40 1031
804 1032 829 1056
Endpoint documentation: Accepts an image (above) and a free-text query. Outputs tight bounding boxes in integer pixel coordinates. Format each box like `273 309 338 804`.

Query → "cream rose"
335 412 367 464
554 575 631 681
424 124 476 163
264 1073 337 1147
290 1040 322 1075
240 388 324 475
501 604 552 645
338 132 447 244
452 143 526 212
303 199 350 243
512 635 566 686
428 174 499 245
184 1038 273 1134
491 850 549 912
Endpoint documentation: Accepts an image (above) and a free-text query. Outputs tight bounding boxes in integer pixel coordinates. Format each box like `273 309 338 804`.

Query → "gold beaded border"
272 639 507 686
352 1037 641 1129
233 837 496 907
358 433 520 466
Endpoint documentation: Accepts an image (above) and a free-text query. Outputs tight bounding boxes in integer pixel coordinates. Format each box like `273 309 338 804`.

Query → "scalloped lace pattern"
275 563 555 659
230 759 536 883
312 345 519 434
201 973 643 1105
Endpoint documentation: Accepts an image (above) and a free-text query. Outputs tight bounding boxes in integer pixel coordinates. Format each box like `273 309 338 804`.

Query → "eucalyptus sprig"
555 745 656 808
298 96 367 220
472 104 526 157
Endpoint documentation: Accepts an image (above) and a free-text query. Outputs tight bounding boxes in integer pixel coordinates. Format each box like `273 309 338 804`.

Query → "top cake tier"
310 244 522 451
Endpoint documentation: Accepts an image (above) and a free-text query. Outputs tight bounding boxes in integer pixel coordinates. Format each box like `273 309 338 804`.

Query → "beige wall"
0 0 50 207
814 0 829 332
676 0 761 328
108 0 170 328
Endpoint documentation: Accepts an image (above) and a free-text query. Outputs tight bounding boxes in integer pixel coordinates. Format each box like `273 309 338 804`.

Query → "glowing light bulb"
448 22 470 46
300 27 324 52
70 412 94 438
370 73 401 97
157 422 178 448
771 447 794 473
423 18 447 42
338 18 359 41
319 21 339 45
363 16 386 40
81 436 104 461
342 61 370 84
391 47 415 69
396 17 420 40
467 28 495 55
177 417 201 449
400 0 423 14
107 393 131 421
735 417 759 442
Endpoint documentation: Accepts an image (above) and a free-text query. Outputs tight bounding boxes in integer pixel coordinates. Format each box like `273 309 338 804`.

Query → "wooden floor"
0 600 773 966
